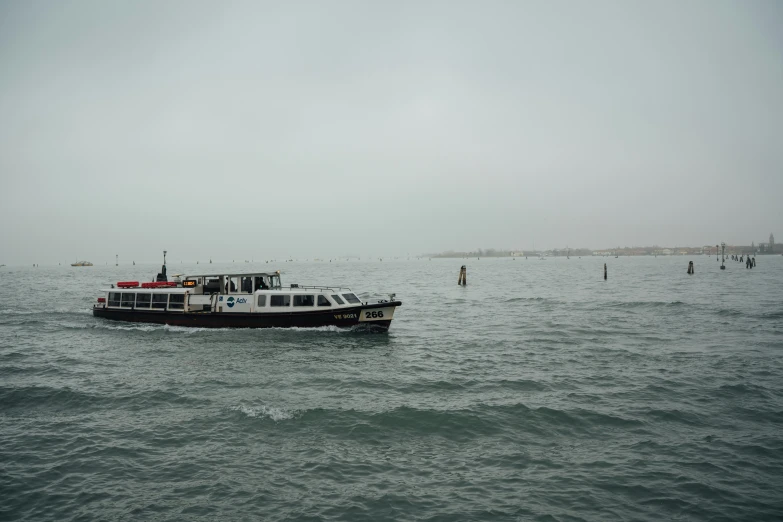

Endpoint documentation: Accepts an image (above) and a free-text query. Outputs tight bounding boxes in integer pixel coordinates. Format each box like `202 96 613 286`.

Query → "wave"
0 309 92 316
288 325 351 333
231 403 295 421
0 385 200 412
399 378 550 394
236 403 646 441
0 310 38 316
0 351 28 360
711 439 783 459
504 297 549 303
483 378 551 392
0 364 64 377
593 304 779 321
605 300 687 309
0 385 104 411
716 383 772 399
638 408 708 426
79 323 163 332
53 307 92 315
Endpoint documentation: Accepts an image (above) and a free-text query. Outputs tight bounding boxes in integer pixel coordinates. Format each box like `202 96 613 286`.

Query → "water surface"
1 256 782 520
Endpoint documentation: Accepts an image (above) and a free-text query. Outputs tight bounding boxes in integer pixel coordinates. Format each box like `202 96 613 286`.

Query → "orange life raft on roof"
141 281 177 288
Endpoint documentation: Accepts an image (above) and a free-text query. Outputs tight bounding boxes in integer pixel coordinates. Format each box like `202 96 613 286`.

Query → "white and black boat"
92 254 401 331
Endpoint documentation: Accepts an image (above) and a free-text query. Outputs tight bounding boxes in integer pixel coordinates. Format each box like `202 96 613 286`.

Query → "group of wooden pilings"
727 254 756 268
457 263 614 283
457 257 759 285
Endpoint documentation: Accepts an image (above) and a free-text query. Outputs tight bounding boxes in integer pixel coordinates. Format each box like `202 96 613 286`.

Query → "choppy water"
1 256 782 521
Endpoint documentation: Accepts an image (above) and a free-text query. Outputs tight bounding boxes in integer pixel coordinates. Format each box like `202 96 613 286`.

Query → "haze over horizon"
1 0 781 265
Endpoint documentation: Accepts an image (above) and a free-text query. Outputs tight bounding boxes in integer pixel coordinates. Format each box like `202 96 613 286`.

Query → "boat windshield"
269 275 281 289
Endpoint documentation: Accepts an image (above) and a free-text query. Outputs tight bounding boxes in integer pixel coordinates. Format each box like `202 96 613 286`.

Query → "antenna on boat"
156 250 168 282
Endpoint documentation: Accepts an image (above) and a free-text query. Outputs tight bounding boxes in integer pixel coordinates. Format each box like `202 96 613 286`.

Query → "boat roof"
181 271 281 278
102 287 191 293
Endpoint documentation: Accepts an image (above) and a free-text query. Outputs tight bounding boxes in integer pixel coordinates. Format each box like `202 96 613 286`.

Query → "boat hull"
92 301 400 331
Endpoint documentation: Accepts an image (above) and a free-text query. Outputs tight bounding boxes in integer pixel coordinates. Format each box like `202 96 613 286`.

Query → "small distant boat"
71 260 93 267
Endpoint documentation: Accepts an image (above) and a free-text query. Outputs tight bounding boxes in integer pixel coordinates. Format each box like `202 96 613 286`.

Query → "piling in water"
687 261 694 274
604 263 607 280
458 265 467 286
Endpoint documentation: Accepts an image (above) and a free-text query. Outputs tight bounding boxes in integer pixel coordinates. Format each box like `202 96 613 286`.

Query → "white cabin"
100 271 369 314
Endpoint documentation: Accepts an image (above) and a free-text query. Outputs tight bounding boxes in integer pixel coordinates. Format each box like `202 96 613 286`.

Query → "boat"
71 260 93 266
92 252 401 331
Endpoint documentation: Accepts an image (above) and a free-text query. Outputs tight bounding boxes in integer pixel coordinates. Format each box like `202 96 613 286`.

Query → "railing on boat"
285 284 351 292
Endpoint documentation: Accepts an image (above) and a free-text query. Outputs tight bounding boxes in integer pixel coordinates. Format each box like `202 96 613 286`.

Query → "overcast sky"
1 0 781 264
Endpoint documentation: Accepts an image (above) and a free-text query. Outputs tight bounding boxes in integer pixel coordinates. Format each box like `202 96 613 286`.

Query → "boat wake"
75 322 353 334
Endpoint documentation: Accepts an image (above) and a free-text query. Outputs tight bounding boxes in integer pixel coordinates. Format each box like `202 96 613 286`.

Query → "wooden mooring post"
604 263 607 280
458 265 467 286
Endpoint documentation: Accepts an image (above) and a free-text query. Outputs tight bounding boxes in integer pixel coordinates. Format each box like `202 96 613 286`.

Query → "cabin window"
152 294 167 309
136 293 152 308
108 292 121 307
257 295 266 307
293 295 315 307
270 295 290 307
255 276 269 291
342 293 361 304
269 275 281 289
331 294 345 305
120 293 135 307
169 294 185 310
317 295 331 307
204 279 220 294
241 277 253 293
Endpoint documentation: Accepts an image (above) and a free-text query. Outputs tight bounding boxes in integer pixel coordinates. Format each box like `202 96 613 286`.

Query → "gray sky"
1 0 781 264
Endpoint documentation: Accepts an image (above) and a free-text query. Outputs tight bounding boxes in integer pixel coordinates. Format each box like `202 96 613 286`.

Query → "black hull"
92 301 399 332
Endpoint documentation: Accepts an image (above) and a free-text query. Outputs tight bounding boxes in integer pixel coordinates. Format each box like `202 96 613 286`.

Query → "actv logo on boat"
225 297 247 308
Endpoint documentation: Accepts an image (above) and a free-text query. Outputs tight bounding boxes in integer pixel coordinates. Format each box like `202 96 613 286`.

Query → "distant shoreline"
425 244 779 258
